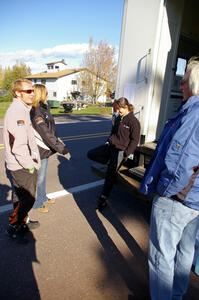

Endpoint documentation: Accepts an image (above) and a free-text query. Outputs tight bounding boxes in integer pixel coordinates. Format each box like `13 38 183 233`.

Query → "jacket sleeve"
9 116 35 169
31 113 69 155
124 117 141 157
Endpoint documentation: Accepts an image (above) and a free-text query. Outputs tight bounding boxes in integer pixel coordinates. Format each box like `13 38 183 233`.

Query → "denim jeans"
193 229 199 275
33 158 48 209
149 196 199 300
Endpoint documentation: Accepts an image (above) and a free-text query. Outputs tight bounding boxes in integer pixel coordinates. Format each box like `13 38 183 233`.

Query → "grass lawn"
50 104 112 116
0 103 112 119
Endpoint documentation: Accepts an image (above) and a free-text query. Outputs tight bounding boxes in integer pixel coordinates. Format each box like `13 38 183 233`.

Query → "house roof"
26 68 87 79
46 59 67 66
26 67 109 82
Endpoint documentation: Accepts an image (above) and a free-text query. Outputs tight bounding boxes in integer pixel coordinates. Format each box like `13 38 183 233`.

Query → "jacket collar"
180 95 199 112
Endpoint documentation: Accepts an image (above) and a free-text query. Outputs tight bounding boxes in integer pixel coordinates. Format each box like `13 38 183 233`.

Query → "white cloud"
0 43 119 74
0 43 89 73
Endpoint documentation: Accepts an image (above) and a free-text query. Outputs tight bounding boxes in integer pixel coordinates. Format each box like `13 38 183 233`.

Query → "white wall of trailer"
116 0 185 142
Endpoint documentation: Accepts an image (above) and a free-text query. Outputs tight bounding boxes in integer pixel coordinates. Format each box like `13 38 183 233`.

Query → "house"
26 60 108 103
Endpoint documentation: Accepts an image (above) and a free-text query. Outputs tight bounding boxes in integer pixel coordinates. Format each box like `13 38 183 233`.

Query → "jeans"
193 229 199 275
149 196 199 300
33 158 48 209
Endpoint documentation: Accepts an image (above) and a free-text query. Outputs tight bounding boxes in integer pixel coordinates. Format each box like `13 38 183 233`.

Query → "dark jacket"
30 102 69 159
108 111 140 157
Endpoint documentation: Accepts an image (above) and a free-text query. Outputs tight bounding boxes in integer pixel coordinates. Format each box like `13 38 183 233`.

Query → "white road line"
0 179 104 214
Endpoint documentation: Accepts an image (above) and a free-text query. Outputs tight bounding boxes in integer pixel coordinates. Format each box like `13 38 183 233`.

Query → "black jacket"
30 102 69 159
108 111 140 157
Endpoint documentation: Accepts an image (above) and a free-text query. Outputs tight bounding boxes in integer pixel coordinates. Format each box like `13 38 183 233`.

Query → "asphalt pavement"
0 115 198 300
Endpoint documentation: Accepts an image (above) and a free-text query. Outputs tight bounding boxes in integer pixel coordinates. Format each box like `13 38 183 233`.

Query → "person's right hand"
65 153 71 160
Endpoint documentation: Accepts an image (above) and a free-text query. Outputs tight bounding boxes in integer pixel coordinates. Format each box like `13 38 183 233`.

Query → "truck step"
128 166 146 180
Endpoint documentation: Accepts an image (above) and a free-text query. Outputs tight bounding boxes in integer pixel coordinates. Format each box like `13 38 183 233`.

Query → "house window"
53 92 57 97
71 80 77 85
34 79 37 83
55 66 59 70
48 65 53 69
41 79 46 85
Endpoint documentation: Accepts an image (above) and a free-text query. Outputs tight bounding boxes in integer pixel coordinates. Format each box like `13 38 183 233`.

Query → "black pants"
87 144 123 197
9 168 37 226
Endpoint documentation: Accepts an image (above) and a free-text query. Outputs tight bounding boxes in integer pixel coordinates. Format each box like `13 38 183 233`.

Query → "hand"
65 152 71 160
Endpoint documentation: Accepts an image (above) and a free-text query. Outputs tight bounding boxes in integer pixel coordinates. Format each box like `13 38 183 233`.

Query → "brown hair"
12 78 33 97
116 97 134 112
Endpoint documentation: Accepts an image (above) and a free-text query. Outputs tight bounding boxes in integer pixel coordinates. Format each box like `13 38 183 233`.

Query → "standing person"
140 58 199 300
87 97 140 210
30 84 71 213
3 79 41 243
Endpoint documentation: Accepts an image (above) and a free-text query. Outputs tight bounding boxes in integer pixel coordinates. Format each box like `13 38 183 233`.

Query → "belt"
170 194 183 202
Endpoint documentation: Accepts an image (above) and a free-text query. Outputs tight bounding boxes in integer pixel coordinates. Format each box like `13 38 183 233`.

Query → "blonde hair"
12 78 32 97
32 84 48 107
186 57 199 95
116 97 134 112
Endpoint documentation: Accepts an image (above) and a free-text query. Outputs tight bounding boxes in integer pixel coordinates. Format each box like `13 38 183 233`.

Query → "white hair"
186 59 199 95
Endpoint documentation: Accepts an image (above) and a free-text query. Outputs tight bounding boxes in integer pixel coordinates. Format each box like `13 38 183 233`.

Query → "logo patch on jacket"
17 120 25 126
123 125 130 129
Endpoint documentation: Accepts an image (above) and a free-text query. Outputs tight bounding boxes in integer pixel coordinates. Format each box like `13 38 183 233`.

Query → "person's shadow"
0 183 12 206
0 212 41 300
73 189 150 300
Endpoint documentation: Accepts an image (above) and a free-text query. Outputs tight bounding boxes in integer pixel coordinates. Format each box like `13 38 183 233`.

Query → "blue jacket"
140 95 199 211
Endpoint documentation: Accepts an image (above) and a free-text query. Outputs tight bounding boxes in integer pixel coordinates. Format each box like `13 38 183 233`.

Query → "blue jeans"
33 158 48 209
149 196 199 300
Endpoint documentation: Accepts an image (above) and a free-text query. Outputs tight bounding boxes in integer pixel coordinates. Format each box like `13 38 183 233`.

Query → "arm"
9 117 35 169
124 117 141 157
32 113 69 155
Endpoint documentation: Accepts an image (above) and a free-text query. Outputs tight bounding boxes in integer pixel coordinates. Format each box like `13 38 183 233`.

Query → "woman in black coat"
30 84 71 212
87 97 141 209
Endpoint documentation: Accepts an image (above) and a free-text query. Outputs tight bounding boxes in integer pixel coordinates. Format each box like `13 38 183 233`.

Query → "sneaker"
27 219 40 229
22 220 40 231
46 198 55 205
37 206 49 213
96 195 108 210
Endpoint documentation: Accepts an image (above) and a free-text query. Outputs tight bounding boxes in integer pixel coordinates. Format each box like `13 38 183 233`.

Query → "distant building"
27 60 108 102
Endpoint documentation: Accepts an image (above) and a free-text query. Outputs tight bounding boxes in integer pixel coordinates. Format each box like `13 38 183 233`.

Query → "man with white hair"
140 57 199 300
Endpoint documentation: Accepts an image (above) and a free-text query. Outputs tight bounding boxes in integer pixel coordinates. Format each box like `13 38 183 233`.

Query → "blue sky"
1 0 124 73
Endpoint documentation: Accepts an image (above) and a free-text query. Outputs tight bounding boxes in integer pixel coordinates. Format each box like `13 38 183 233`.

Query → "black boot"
96 195 107 210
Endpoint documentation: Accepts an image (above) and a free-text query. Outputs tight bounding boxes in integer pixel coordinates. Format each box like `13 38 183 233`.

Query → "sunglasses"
19 89 34 94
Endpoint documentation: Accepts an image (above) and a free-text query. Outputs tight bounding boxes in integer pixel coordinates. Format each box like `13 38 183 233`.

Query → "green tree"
2 61 31 91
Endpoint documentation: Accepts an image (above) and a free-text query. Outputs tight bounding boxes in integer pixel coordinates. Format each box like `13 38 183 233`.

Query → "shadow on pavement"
73 187 150 300
0 212 41 300
0 182 12 206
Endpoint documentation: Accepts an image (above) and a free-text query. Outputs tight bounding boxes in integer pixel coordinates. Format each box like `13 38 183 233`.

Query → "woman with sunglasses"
30 84 71 213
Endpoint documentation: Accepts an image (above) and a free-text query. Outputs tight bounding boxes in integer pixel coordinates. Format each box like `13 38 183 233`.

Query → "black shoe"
26 219 40 230
96 195 108 210
7 224 29 244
